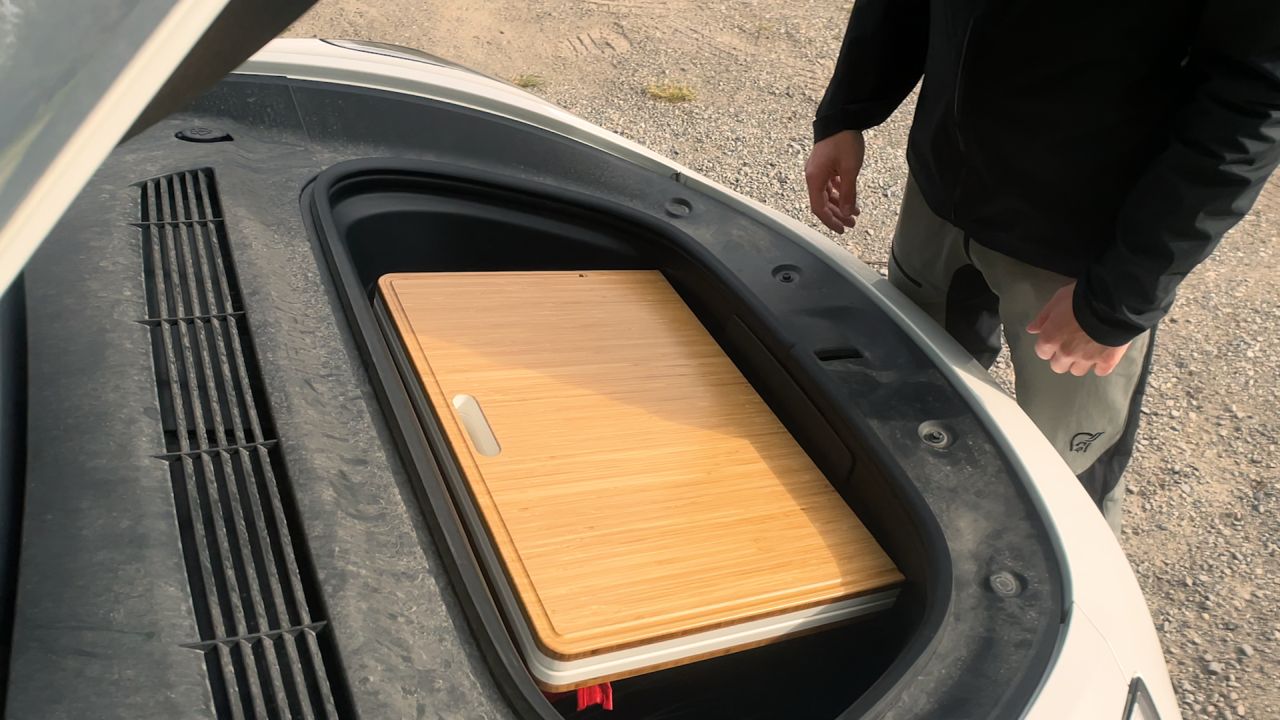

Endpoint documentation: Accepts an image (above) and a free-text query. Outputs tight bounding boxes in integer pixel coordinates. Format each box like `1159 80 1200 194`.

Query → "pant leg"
888 177 1002 368
1096 335 1156 534
967 242 1154 536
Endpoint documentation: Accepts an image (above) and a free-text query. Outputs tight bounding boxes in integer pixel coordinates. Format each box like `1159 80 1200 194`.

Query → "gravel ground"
289 2 1280 717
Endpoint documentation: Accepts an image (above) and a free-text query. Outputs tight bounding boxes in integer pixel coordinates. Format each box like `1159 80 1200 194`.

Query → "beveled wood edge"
378 274 565 646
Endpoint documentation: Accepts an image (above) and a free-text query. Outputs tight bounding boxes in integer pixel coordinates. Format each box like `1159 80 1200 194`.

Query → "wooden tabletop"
380 270 902 662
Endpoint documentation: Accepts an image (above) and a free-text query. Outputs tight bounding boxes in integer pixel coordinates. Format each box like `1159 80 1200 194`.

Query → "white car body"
238 38 1179 720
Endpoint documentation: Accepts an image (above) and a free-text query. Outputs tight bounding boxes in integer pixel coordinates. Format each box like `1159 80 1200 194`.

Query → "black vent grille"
136 169 349 719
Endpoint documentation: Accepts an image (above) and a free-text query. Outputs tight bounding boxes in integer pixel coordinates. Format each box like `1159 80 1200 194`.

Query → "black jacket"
816 0 1280 345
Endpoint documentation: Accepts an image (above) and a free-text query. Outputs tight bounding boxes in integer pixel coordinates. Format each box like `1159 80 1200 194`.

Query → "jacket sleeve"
813 0 929 142
1074 1 1280 346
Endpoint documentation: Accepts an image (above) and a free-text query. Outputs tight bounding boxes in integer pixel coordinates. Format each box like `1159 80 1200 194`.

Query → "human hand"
804 130 865 233
1027 282 1131 376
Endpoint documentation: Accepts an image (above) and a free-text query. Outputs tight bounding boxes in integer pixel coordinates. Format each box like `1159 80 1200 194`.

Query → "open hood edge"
0 0 318 295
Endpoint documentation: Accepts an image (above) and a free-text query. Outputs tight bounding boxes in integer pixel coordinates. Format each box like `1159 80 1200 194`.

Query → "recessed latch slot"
815 347 866 363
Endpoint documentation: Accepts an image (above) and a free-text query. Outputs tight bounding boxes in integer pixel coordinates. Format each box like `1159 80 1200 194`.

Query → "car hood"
0 0 315 294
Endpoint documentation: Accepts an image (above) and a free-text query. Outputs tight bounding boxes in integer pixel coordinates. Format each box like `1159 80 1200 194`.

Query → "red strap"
576 682 614 711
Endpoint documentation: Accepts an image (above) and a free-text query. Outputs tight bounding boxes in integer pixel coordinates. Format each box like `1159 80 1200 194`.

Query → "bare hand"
804 130 865 233
1027 282 1130 376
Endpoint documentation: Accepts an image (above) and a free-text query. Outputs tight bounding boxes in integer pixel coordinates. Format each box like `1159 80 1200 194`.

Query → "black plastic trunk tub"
305 154 1063 719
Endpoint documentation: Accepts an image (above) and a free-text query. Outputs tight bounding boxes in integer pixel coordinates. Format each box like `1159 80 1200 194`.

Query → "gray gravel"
289 2 1280 717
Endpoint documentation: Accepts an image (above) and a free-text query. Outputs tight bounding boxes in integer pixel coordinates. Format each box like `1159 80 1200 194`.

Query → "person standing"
805 1 1280 533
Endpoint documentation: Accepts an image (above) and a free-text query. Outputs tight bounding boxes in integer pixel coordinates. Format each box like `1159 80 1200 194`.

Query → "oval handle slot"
452 394 501 457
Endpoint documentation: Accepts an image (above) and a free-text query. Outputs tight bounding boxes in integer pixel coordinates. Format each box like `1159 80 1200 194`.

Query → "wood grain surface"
379 270 902 663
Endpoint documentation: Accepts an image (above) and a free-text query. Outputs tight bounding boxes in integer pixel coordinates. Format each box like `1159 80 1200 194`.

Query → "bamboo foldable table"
379 270 903 691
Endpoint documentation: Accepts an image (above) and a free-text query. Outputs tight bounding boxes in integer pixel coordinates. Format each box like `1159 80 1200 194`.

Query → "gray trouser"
888 177 1154 536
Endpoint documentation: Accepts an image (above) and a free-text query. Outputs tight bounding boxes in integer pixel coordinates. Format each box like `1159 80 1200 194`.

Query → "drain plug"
989 571 1023 598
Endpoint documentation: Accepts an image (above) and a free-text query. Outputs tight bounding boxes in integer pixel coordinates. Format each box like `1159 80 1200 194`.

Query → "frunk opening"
309 164 935 720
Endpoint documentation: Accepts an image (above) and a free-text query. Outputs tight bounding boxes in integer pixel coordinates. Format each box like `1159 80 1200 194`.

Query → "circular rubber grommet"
664 198 692 217
176 127 233 143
